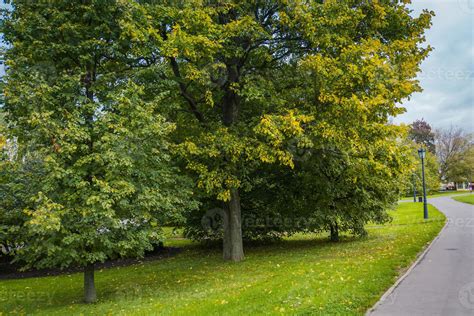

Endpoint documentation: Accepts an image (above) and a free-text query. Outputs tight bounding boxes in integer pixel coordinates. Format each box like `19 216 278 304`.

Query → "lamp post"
418 148 428 219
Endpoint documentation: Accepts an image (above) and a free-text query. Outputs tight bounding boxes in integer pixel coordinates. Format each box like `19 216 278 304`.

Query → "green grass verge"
452 194 474 205
0 203 445 315
401 190 469 201
427 191 470 198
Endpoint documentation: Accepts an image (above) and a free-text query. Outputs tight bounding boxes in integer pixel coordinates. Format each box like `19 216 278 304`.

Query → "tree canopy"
1 0 434 302
1 0 196 302
435 127 473 185
409 119 436 153
143 1 432 253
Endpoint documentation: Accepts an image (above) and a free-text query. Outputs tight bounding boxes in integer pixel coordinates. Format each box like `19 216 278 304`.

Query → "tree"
403 147 440 196
1 29 6 148
458 146 474 185
409 119 436 153
2 0 196 303
0 48 5 109
404 120 440 195
435 126 473 187
147 2 433 248
0 112 5 152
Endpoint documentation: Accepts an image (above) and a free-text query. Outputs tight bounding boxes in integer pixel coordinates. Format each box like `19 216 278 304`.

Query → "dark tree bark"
166 9 248 261
330 222 339 242
220 60 244 261
222 63 240 126
169 57 205 123
223 188 244 261
84 264 97 303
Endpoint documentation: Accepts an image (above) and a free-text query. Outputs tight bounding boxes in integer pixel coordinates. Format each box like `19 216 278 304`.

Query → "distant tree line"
406 118 473 194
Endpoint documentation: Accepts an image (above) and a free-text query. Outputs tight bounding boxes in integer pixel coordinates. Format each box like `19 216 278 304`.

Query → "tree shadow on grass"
2 233 377 314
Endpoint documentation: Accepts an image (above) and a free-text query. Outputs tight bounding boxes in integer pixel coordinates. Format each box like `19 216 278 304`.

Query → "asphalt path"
370 195 474 316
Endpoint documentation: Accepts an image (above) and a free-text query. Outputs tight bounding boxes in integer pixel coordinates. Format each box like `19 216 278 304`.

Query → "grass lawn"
401 190 469 201
452 194 474 205
427 190 469 198
0 203 445 315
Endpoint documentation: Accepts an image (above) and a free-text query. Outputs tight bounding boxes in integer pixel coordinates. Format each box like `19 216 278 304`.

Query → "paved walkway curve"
370 196 474 316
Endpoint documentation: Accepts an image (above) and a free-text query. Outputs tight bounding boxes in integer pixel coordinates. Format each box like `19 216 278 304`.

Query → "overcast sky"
395 0 474 132
1 1 473 132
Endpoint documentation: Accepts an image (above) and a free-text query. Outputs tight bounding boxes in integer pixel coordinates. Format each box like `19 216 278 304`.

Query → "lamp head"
418 148 426 159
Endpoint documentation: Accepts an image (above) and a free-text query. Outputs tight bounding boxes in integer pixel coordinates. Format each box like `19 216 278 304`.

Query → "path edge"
365 217 449 315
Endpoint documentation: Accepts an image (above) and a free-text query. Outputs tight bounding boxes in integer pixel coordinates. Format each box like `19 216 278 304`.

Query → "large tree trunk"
223 188 244 261
220 61 244 262
330 222 339 242
84 264 97 303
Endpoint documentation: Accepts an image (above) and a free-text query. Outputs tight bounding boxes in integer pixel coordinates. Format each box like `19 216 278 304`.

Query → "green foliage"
2 0 434 266
1 0 196 271
402 119 440 195
435 127 473 184
416 150 441 194
163 1 433 241
446 145 474 184
401 142 440 196
0 149 45 254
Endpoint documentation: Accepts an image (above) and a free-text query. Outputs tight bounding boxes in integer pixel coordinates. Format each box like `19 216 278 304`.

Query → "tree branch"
168 57 205 123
